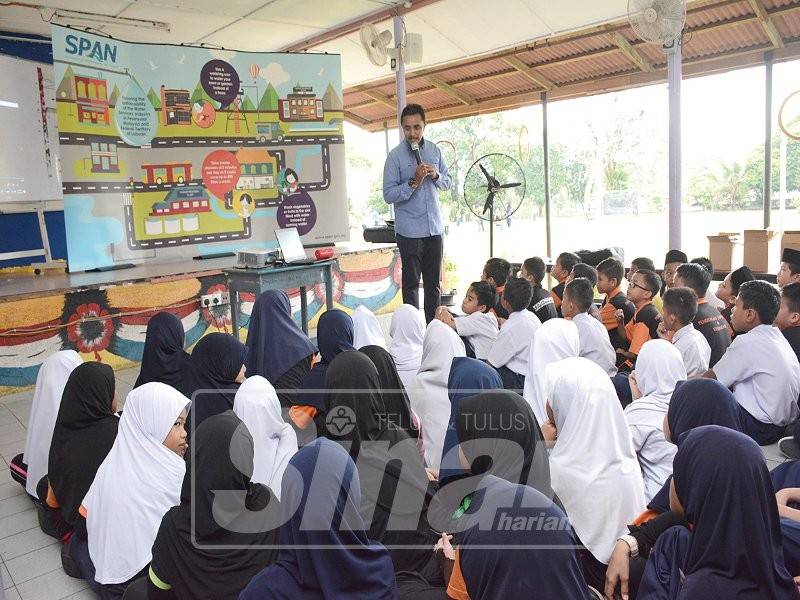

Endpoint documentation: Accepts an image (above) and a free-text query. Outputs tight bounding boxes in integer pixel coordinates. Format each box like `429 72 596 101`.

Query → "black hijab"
299 309 355 411
187 333 247 427
673 426 798 600
359 345 416 438
48 362 118 526
151 411 279 600
134 311 193 396
324 351 437 576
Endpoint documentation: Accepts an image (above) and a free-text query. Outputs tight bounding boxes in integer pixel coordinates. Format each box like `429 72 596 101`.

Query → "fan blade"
482 192 495 215
479 163 492 184
499 182 522 188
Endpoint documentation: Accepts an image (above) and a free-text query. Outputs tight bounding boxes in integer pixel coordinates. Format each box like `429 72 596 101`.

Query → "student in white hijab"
624 339 686 502
544 357 646 591
389 304 426 388
523 318 580 425
16 350 82 498
352 304 387 350
80 382 190 594
233 375 298 499
407 319 466 469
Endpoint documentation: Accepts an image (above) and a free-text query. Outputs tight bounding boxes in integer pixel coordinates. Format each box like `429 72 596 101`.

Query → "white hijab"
23 350 82 497
523 318 580 425
546 357 646 564
625 340 686 426
83 382 190 584
233 375 297 499
389 304 426 386
352 305 387 349
407 320 466 469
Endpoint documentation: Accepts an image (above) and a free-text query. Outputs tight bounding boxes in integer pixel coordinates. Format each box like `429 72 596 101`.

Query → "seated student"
715 265 755 335
659 287 711 377
625 340 686 502
597 257 635 351
297 309 355 442
776 282 800 362
72 383 190 599
435 281 498 360
352 304 387 349
482 257 512 319
662 249 688 292
562 278 617 378
567 262 598 286
360 345 418 440
43 363 118 549
691 257 725 311
704 280 800 445
487 277 541 392
389 304 426 389
550 251 581 315
636 426 797 600
408 320 466 469
233 376 298 500
520 256 558 323
133 311 193 397
240 438 399 600
543 358 646 591
10 350 82 497
629 257 663 313
613 268 662 370
186 333 247 428
245 289 317 409
778 247 800 289
674 263 731 367
441 395 590 600
523 318 580 425
138 412 281 600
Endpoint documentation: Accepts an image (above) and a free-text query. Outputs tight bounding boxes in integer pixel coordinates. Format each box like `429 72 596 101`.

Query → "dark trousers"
396 233 442 323
737 404 785 446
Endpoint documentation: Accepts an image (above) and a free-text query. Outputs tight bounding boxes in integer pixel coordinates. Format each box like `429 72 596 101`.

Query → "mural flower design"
66 303 114 361
314 269 343 303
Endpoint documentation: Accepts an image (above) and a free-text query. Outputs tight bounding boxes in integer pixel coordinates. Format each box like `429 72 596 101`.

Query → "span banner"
51 25 347 271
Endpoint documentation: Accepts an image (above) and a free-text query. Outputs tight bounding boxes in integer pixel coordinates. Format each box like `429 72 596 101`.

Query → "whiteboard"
0 55 63 203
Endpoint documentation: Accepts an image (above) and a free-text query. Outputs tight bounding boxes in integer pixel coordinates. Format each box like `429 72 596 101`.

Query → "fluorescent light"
52 9 171 32
0 100 19 109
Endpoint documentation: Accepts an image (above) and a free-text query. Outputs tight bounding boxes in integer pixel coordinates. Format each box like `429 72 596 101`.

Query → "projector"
236 249 278 268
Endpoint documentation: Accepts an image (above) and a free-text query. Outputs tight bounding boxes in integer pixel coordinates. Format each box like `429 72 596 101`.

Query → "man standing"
383 104 451 323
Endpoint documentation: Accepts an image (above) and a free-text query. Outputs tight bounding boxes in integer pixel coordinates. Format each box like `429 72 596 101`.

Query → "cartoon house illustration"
150 185 210 216
234 148 278 190
74 75 110 125
279 85 323 121
160 86 191 125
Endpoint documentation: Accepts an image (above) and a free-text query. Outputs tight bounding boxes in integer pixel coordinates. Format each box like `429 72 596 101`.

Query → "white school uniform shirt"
454 310 498 360
704 290 726 311
352 305 387 349
523 318 580 425
714 324 800 426
672 323 711 377
22 350 83 497
572 312 617 378
547 357 646 564
624 340 686 502
407 320 466 469
487 310 541 376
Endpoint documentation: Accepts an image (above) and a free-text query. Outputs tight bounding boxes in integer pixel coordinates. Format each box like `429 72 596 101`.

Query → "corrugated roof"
345 0 800 131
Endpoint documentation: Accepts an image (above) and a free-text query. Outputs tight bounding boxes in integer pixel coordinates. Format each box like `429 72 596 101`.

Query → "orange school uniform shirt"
622 301 662 368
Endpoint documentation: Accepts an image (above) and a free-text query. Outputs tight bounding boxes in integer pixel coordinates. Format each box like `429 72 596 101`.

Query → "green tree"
258 84 279 111
240 95 256 111
146 88 160 110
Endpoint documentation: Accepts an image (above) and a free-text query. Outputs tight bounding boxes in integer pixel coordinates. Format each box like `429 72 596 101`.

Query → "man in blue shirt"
383 104 451 322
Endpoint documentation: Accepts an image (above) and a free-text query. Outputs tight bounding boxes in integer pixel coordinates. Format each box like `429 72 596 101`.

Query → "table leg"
230 284 241 341
324 264 334 310
300 285 308 335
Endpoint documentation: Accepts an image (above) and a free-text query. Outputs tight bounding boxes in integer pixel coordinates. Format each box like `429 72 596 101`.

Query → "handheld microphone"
410 142 422 166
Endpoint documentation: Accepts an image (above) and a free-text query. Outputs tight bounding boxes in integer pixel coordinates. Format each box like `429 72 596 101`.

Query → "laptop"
275 227 316 265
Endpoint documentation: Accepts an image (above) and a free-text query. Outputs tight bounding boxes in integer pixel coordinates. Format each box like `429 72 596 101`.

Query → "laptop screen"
275 227 307 262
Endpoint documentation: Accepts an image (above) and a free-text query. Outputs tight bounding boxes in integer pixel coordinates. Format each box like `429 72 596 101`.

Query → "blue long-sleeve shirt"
382 138 451 238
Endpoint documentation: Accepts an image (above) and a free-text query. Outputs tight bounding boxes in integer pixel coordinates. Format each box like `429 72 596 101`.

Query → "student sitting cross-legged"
519 256 558 323
550 251 581 316
482 257 512 320
715 265 755 337
658 287 711 377
487 277 541 392
435 280 498 360
597 257 636 351
561 277 617 378
703 280 800 446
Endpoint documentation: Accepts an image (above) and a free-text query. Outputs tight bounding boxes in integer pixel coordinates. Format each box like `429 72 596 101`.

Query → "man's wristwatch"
618 534 639 558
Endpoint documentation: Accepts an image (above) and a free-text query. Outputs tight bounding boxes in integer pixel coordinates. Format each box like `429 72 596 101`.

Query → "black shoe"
779 436 800 460
61 539 82 579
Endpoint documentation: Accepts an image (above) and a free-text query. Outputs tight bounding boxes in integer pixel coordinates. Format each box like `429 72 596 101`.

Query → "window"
91 143 99 152
76 81 87 98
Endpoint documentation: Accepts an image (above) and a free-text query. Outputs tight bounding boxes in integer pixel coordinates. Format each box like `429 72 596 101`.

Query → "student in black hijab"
141 411 280 600
637 426 798 600
186 333 247 428
43 363 118 544
359 345 417 439
134 312 193 396
324 351 444 598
